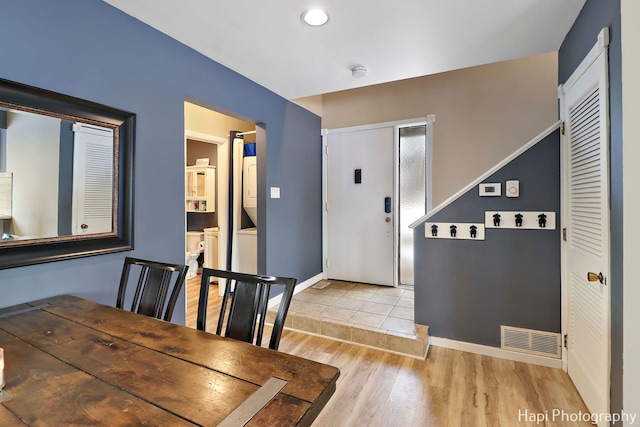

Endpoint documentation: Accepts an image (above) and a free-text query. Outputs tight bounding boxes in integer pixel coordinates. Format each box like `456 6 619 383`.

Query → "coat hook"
431 224 438 237
538 213 547 228
469 225 477 238
515 213 523 227
450 224 457 237
493 213 501 227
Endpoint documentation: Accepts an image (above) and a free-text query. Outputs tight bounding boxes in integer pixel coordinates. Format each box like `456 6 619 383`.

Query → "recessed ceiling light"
302 9 329 26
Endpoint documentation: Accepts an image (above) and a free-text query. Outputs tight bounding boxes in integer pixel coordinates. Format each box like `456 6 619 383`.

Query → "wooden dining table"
0 294 340 426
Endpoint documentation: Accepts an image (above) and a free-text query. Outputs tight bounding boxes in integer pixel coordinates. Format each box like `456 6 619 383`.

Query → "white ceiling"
103 0 586 100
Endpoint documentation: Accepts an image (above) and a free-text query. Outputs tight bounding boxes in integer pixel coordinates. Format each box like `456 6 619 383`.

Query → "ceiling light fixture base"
351 66 367 78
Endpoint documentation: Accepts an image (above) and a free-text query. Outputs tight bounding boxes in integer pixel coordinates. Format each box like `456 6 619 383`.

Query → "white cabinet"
186 166 215 212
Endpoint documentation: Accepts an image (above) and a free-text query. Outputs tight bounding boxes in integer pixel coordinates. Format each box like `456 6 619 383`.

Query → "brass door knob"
587 271 605 285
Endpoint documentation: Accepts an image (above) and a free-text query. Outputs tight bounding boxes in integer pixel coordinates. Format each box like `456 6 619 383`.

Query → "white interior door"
72 123 114 235
326 126 395 286
561 31 610 425
230 137 245 273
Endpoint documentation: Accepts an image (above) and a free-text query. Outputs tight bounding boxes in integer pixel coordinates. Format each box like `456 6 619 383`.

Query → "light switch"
270 187 280 199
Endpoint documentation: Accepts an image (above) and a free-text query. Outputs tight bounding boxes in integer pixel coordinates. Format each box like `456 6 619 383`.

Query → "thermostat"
479 183 501 197
506 180 520 198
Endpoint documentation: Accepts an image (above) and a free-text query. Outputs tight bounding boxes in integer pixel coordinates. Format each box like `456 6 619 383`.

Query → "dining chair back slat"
197 268 296 350
117 257 188 322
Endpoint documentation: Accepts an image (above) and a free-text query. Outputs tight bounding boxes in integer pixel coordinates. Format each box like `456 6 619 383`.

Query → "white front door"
560 30 610 425
326 126 395 286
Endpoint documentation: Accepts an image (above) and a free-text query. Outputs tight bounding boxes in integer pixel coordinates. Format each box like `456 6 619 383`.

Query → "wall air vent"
501 326 561 359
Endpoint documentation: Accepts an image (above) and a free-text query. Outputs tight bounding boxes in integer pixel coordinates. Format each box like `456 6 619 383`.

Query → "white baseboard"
429 336 563 369
267 272 323 308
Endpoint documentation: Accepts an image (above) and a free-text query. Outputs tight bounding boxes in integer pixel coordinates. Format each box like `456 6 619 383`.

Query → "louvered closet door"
563 50 610 423
72 124 114 235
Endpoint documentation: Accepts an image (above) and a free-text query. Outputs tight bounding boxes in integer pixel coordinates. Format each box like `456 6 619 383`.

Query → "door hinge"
325 202 329 211
325 258 329 268
562 228 567 241
561 122 565 135
564 334 568 348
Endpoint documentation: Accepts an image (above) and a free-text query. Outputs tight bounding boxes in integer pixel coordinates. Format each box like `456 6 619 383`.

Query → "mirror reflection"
0 105 116 244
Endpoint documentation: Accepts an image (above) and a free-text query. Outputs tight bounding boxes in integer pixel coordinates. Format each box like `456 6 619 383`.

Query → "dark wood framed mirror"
0 78 134 269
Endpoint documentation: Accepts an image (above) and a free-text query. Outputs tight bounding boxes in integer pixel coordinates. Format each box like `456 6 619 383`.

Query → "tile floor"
292 280 415 333
270 280 429 358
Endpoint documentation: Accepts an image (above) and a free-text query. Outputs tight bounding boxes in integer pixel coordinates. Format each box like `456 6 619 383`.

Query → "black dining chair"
116 257 188 322
197 268 297 350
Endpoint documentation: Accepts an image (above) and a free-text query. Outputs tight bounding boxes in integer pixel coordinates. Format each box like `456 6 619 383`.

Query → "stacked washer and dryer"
236 145 257 274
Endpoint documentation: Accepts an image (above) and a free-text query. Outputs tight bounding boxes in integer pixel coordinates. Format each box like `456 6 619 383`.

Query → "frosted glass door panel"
399 125 426 286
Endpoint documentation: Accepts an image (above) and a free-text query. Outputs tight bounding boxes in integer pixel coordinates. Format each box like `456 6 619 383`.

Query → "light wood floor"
186 277 591 426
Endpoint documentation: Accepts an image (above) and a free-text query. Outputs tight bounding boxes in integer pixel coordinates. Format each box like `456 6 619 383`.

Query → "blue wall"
559 0 623 418
414 130 561 346
0 0 323 322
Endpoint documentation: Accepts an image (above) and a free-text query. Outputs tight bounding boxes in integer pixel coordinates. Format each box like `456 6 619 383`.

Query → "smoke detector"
351 66 367 78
